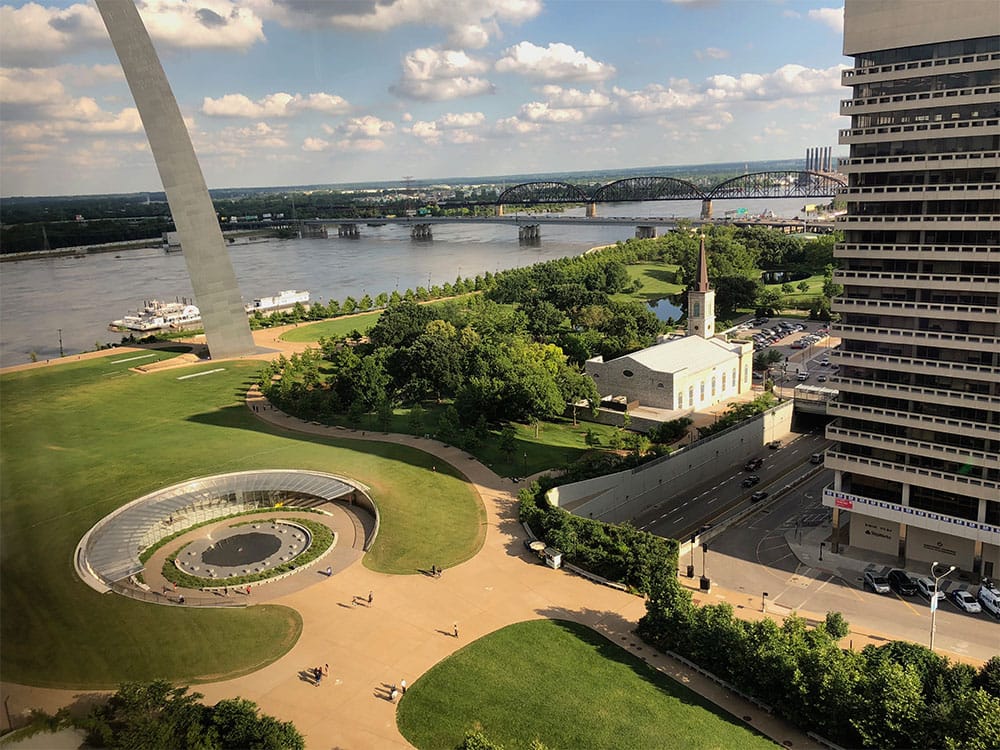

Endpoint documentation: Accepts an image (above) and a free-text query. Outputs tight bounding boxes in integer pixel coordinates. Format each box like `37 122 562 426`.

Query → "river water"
0 198 809 365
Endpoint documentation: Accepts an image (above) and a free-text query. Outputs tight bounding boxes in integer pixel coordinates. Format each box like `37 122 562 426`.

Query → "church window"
693 301 701 317
677 392 683 408
711 377 716 396
657 382 664 388
732 368 737 387
700 381 705 401
722 373 727 390
689 386 694 404
623 369 634 377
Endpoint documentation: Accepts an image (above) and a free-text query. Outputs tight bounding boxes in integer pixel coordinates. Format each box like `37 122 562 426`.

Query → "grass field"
614 262 684 304
397 619 776 750
0 353 484 687
278 310 383 342
765 273 824 303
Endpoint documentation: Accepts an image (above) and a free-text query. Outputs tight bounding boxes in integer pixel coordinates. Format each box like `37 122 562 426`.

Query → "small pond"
647 297 684 322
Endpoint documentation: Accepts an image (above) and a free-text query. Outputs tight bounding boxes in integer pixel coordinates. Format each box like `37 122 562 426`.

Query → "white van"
978 581 1000 618
810 453 824 464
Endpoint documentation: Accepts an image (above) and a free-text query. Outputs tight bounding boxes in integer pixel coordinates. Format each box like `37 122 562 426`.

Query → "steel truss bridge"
493 170 846 218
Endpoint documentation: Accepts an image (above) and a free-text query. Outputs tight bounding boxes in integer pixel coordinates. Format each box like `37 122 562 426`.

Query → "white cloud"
437 112 486 129
0 68 68 106
612 83 702 116
302 137 330 152
695 47 729 61
495 41 615 81
257 0 541 47
391 48 494 101
519 101 586 123
807 7 844 33
492 115 541 135
536 85 610 109
336 115 396 138
202 92 350 118
705 64 844 101
408 111 485 143
0 1 265 66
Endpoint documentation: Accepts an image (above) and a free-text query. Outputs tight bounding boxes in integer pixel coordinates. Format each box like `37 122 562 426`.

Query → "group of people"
313 663 330 685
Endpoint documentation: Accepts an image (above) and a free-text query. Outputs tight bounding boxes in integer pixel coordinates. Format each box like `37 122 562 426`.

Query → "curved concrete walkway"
2 327 833 748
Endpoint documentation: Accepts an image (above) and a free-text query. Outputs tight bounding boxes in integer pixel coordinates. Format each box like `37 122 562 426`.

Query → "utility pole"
58 328 64 358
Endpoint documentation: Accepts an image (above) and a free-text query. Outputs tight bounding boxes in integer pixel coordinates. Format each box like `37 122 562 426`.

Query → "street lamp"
929 560 956 652
819 542 825 561
762 591 768 612
57 328 64 358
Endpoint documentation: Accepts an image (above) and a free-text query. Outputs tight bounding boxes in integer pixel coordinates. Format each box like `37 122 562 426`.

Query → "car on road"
817 374 828 382
767 440 782 449
796 372 809 381
863 570 892 594
745 457 764 471
750 491 768 503
978 581 1000 618
915 576 946 601
887 569 918 596
950 589 982 614
742 475 761 487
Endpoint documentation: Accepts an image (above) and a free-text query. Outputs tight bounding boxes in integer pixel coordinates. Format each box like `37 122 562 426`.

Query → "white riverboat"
244 289 310 314
109 299 202 332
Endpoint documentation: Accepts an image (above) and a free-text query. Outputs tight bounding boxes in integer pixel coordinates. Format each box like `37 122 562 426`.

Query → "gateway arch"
96 0 256 359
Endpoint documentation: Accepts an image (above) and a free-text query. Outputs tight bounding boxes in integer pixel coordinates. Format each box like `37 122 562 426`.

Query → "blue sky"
0 1 847 196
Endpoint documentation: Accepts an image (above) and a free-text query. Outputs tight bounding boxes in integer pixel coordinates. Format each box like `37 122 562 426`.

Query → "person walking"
400 679 407 694
390 687 399 703
367 590 373 606
453 623 459 638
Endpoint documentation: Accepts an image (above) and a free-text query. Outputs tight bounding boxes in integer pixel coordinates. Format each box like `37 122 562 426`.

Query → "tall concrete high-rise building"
96 0 256 359
825 0 999 577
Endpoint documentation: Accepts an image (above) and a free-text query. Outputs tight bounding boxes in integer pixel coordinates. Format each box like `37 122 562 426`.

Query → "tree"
712 275 759 314
84 680 206 749
209 697 304 750
374 291 389 308
822 611 850 640
584 427 600 447
797 280 810 292
408 404 425 435
436 404 461 443
499 423 518 462
359 293 373 311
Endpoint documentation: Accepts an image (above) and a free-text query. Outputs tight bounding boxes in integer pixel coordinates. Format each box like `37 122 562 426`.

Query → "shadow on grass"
532 614 774 739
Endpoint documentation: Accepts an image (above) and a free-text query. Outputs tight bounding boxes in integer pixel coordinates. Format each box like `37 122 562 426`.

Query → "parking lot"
729 316 839 388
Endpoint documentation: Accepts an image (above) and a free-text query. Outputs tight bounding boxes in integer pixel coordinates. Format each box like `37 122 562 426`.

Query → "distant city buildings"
825 0 999 576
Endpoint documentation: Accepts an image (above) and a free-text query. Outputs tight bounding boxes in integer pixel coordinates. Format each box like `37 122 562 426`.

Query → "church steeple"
687 234 715 338
696 233 710 292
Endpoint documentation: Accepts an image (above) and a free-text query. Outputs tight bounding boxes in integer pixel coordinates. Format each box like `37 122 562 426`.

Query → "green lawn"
397 619 777 750
294 403 621 478
0 353 484 687
766 273 824 303
614 262 684 303
279 310 383 342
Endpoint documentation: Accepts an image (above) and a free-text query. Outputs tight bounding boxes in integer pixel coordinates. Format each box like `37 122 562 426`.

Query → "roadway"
634 430 831 541
702 469 999 663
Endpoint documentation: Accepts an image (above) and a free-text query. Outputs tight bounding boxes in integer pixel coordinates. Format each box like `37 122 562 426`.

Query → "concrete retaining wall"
549 400 794 524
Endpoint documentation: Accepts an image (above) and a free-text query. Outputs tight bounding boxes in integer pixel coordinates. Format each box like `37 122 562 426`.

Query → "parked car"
887 569 918 596
767 440 782 449
863 570 892 594
950 589 982 614
742 475 761 487
978 581 1000 618
915 576 946 601
750 491 769 503
745 457 764 471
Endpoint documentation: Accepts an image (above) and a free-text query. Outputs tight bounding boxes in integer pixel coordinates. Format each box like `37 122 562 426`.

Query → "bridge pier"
700 199 713 219
302 224 327 239
411 223 432 240
586 202 597 218
497 204 504 216
338 223 359 238
518 224 540 242
635 225 656 239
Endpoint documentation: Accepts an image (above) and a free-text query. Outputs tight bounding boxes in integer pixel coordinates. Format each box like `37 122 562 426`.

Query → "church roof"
615 335 741 375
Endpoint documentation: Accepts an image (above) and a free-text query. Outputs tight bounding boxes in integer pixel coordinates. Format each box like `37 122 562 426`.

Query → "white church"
585 236 754 413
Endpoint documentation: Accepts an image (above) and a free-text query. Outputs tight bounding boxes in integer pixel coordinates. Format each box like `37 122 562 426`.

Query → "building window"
732 368 737 387
700 381 705 401
693 301 701 317
622 369 634 377
657 382 664 388
722 373 727 390
677 392 683 408
711 377 716 397
689 385 694 404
